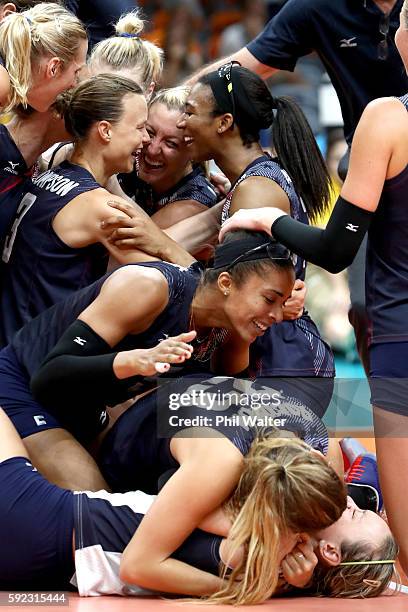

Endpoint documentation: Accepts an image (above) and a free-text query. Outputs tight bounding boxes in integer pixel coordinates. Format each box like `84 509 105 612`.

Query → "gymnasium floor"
5 589 408 612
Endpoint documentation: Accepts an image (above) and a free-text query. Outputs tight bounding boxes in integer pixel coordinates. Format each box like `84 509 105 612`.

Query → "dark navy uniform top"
366 94 408 345
99 373 329 494
120 166 218 216
0 161 107 346
65 0 136 49
72 488 222 595
247 0 407 144
11 262 201 387
0 125 32 246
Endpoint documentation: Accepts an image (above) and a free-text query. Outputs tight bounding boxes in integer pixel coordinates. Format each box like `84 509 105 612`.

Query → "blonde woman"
0 404 352 600
0 2 87 112
88 10 163 98
119 86 218 229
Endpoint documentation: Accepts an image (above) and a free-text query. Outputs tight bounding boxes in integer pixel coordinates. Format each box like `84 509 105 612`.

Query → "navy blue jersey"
0 457 222 595
221 155 335 378
100 373 329 493
120 166 218 216
0 125 32 246
247 0 407 144
72 488 222 595
366 94 408 345
0 161 107 346
222 155 307 280
11 261 201 383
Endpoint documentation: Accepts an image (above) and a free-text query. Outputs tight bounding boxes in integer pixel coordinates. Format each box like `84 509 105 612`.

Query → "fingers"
293 279 305 291
106 200 138 218
101 215 132 231
155 362 171 373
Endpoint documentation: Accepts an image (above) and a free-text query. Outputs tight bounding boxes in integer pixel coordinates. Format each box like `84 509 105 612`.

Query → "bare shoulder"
360 97 408 132
101 263 170 307
232 174 290 214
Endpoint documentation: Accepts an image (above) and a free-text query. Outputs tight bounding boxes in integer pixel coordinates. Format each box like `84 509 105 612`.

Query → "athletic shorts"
0 345 108 441
0 456 74 590
369 341 408 416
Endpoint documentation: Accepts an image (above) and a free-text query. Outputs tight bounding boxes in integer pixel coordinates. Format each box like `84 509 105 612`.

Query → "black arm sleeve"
272 196 374 273
30 320 140 410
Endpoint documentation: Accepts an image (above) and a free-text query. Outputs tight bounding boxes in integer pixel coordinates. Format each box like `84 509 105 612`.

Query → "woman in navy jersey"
219 1 408 578
0 98 71 251
0 407 396 600
0 231 295 490
119 86 218 226
109 65 335 416
0 3 87 112
0 74 182 346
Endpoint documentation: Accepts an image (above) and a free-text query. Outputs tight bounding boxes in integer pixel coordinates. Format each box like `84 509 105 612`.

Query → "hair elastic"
119 33 139 38
339 559 395 566
24 15 33 26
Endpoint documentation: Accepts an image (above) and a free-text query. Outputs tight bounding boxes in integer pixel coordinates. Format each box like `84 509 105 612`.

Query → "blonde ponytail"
207 436 347 605
0 3 86 111
89 10 163 92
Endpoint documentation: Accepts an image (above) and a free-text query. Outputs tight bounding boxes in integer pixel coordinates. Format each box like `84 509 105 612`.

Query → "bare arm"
52 189 164 264
165 201 223 253
151 199 210 229
184 47 277 87
120 437 243 595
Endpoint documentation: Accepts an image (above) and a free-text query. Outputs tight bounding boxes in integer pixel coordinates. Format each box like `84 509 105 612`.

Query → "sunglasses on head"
225 242 296 271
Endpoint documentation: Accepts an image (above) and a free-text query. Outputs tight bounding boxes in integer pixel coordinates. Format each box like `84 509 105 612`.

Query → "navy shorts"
0 456 74 589
0 345 108 441
369 342 408 416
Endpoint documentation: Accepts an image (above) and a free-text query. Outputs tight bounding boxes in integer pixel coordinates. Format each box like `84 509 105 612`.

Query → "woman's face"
316 496 391 549
27 38 88 112
177 83 220 163
138 102 192 193
105 93 150 174
222 266 295 343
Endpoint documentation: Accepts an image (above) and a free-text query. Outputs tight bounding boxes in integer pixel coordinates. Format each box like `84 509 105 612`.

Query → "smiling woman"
119 86 219 229
0 74 152 348
0 2 87 112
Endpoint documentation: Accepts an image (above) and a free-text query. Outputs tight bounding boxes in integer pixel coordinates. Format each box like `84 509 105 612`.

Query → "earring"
224 291 229 296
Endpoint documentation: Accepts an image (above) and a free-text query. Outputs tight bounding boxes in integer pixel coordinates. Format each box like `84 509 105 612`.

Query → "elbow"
119 553 152 587
119 559 143 586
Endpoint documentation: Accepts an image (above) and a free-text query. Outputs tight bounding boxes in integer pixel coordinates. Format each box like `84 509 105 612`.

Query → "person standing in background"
65 0 137 50
187 0 407 374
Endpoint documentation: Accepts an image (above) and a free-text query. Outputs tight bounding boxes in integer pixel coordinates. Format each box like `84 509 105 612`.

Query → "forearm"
272 197 373 273
158 234 196 266
120 555 224 596
165 202 222 253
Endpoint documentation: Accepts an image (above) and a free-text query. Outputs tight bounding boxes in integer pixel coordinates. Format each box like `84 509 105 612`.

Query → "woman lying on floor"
0 407 397 602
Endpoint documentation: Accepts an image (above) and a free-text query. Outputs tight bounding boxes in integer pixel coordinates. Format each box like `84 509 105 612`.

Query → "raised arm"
184 47 277 87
